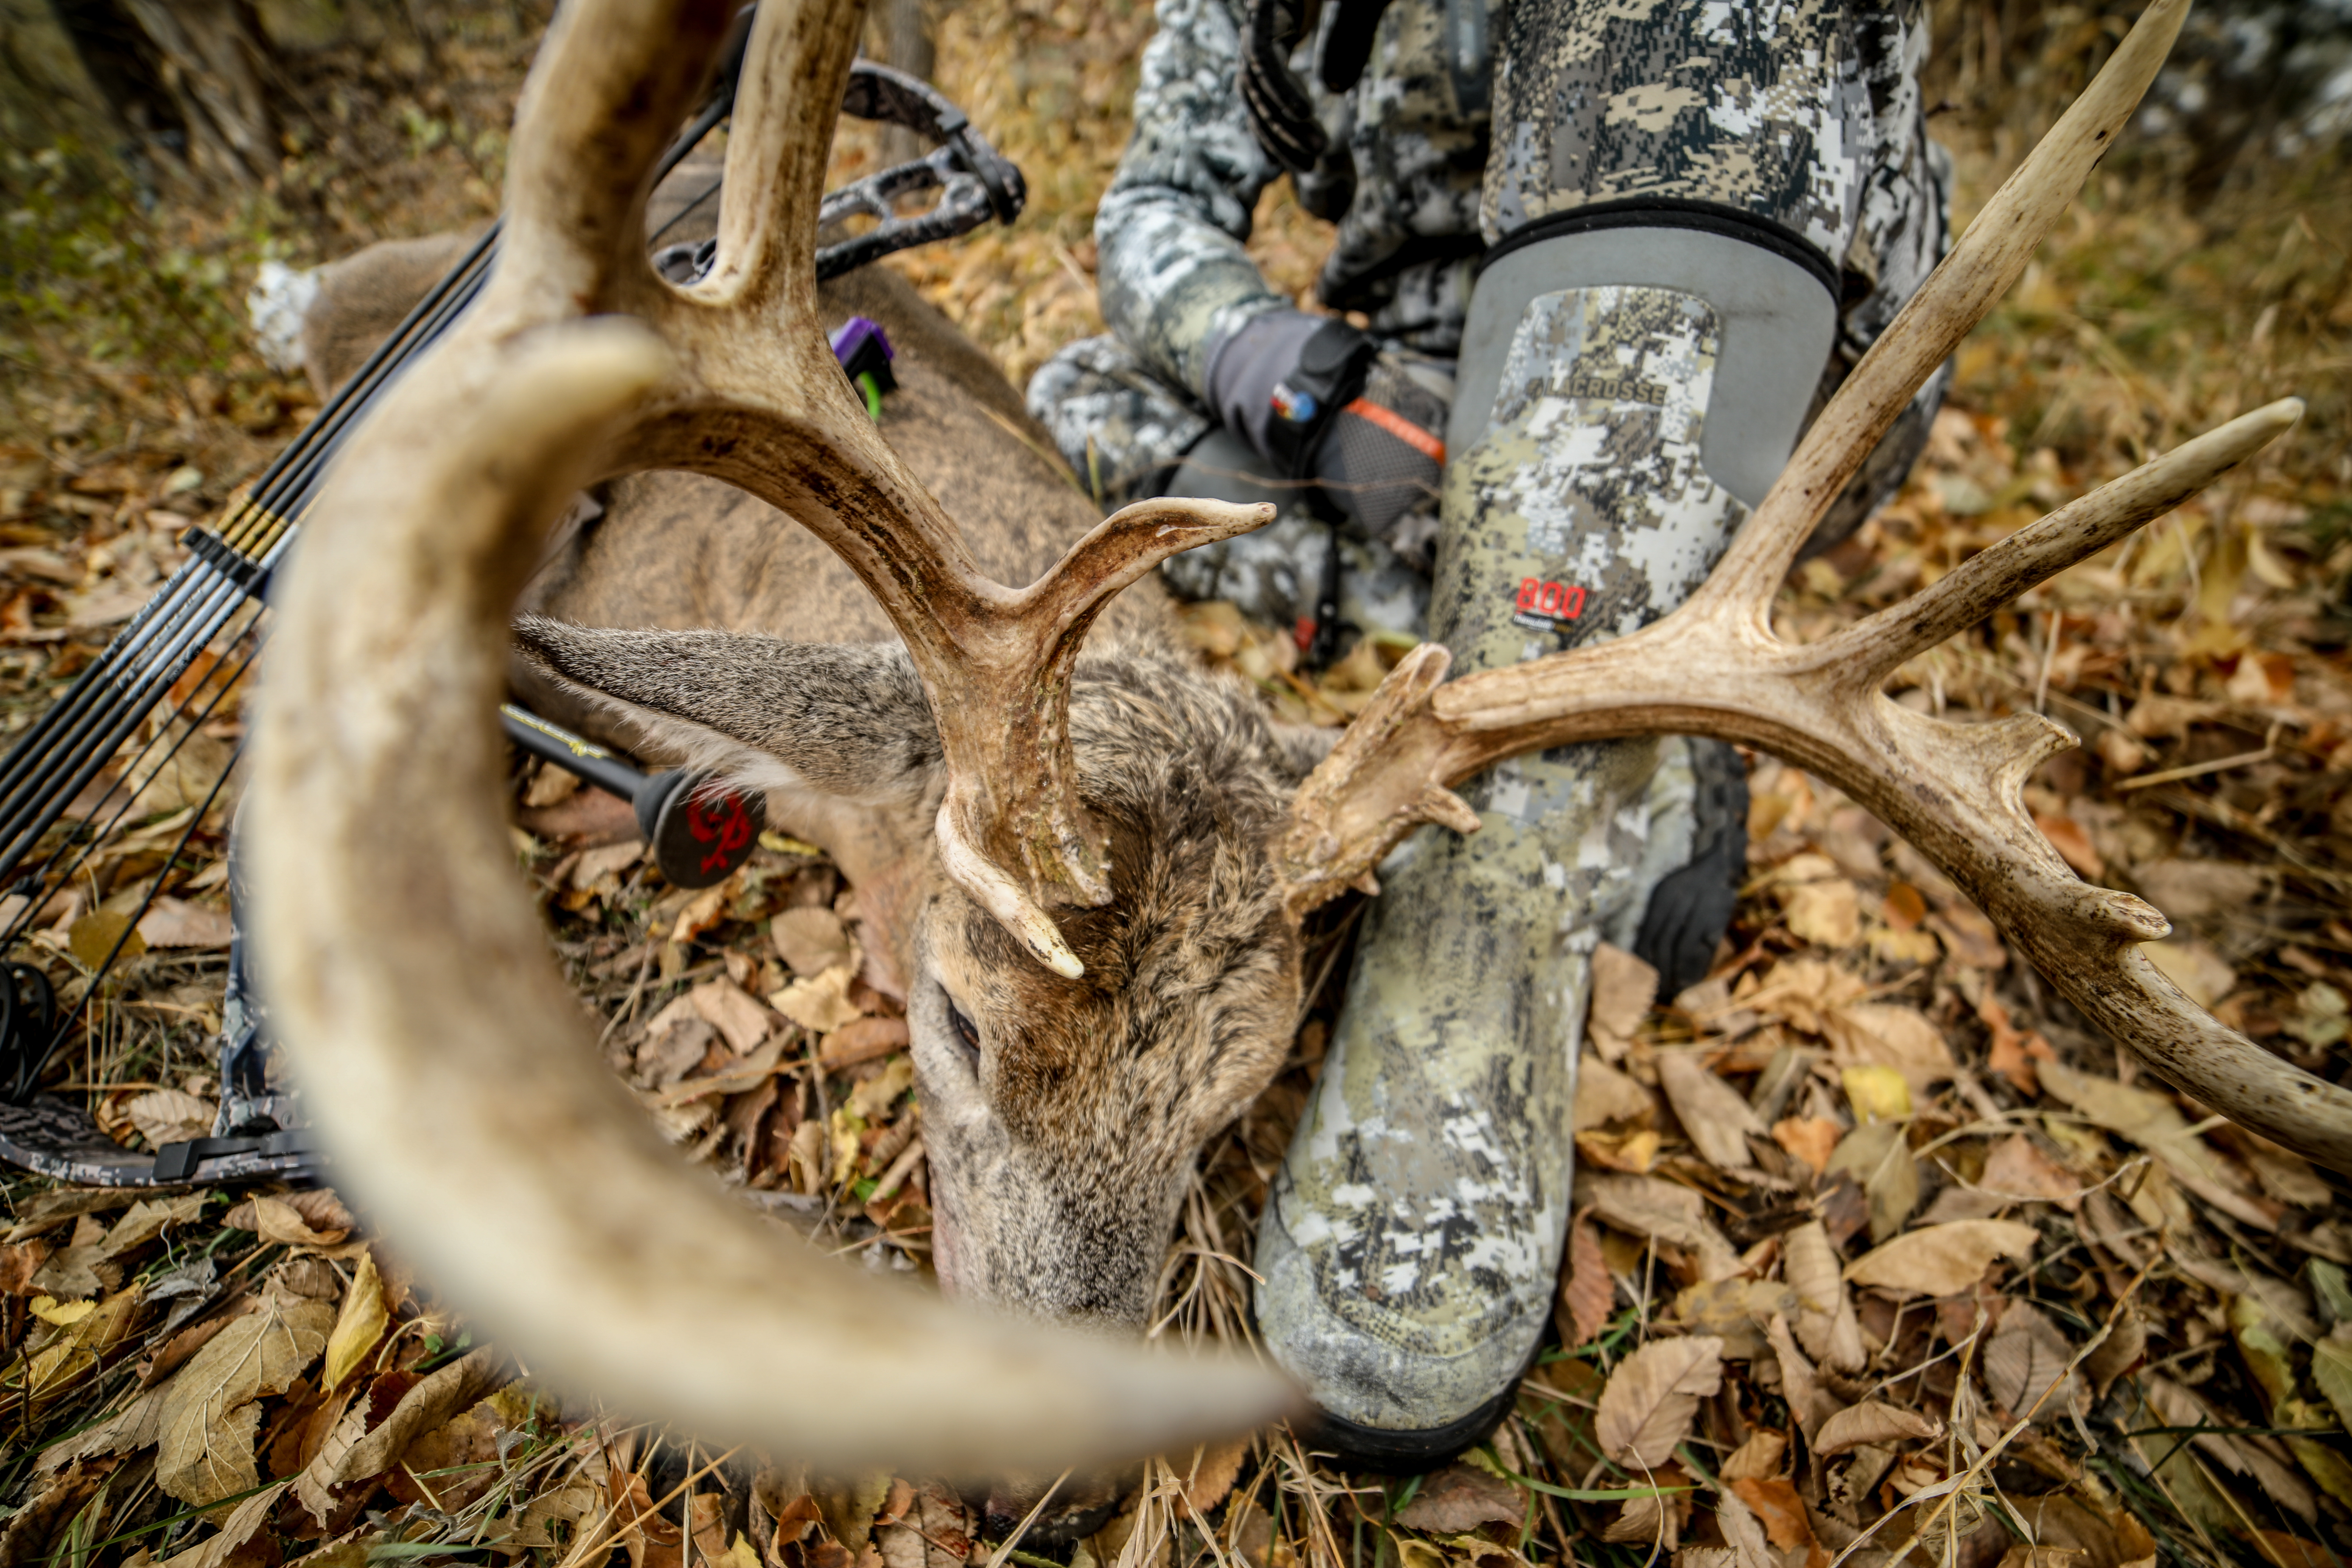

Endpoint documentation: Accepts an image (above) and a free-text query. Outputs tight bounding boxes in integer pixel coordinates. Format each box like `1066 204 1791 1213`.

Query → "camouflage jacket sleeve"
1094 0 1294 400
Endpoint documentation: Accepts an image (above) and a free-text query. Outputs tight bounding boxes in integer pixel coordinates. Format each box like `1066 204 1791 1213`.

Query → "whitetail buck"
248 0 2337 1482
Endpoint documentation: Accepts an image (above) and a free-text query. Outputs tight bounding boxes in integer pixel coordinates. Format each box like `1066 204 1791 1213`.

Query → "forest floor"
1 2 2350 1568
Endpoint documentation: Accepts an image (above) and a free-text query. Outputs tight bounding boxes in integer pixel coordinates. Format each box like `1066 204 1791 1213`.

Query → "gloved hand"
1204 311 1447 556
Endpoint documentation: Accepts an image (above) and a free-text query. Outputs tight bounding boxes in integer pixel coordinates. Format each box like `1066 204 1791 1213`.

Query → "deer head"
249 0 2345 1485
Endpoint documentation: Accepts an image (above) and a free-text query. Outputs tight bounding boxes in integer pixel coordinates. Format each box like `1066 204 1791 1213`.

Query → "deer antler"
249 0 1290 1470
1281 0 2352 1176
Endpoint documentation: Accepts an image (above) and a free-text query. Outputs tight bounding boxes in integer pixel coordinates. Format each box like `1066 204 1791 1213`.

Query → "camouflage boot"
1256 257 1834 1464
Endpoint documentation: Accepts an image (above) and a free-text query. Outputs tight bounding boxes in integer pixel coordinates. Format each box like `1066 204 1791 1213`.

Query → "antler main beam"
251 0 1290 1469
1284 0 2352 1174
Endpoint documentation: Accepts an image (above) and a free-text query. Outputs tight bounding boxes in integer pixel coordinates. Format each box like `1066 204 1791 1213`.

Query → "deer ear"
513 617 943 806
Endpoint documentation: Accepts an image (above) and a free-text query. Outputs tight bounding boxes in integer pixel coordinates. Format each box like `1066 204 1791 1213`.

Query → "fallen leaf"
1772 1118 1839 1174
136 897 232 949
1576 1053 1656 1130
157 1481 288 1568
2134 859 2263 920
155 1295 335 1505
770 963 864 1033
1822 1003 1954 1088
1179 1436 1251 1514
1783 1221 1865 1373
2310 1328 2352 1435
1814 1401 1942 1455
569 838 643 887
1394 1464 1525 1533
1783 877 1862 948
849 1057 916 1122
1577 1172 1742 1281
1577 1127 1662 1174
1844 1219 2039 1297
225 1195 347 1248
124 1090 213 1149
297 1349 502 1522
97 1193 206 1259
2036 1056 2275 1231
1587 944 1658 1062
1826 1120 1918 1242
322 1248 388 1393
2143 938 2236 1009
1556 1208 1614 1348
1654 1051 1765 1171
821 1014 911 1069
771 906 853 976
1839 1064 1911 1123
1595 1335 1724 1468
2033 812 2104 878
1727 1476 1814 1552
1711 1483 1776 1568
1979 1135 2083 1211
1720 1430 1787 1482
1765 1315 1841 1442
688 977 774 1055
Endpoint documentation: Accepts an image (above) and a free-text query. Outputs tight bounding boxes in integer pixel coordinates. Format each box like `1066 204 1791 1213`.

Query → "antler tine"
1280 0 2352 1174
1694 0 2192 611
1826 400 2306 689
482 0 730 332
607 1 1279 976
251 0 1294 1468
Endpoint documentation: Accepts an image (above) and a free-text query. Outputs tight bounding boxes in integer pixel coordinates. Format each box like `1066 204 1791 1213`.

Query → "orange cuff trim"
1342 397 1445 464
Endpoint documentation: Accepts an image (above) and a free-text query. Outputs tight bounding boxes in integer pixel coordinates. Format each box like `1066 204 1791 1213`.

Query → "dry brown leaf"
297 1348 503 1522
689 977 774 1056
1393 1464 1524 1533
1587 943 1658 1062
96 1193 206 1260
1826 1120 1919 1242
1557 1208 1614 1348
2144 938 2235 1009
2035 1057 2275 1231
820 1014 911 1070
124 1090 213 1149
1983 1303 2082 1424
1764 1314 1843 1441
1180 1436 1251 1514
1654 1051 1765 1171
1595 1335 1724 1468
157 1481 288 1568
225 1195 347 1248
1783 877 1862 948
1821 1003 1954 1088
1578 1126 1662 1174
1783 1221 1865 1373
1576 1053 1656 1130
136 896 232 950
1979 1135 2084 1211
1844 1219 2039 1298
1720 1430 1788 1482
1772 1116 1840 1174
1577 1172 1742 1281
1727 1476 1814 1551
322 1247 388 1393
769 963 864 1034
1711 1477 1775 1568
155 1295 334 1505
771 906 853 976
2134 859 2263 920
1814 1400 1942 1455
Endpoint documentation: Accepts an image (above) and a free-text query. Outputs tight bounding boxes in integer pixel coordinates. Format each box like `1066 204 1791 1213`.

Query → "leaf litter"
2 0 2352 1566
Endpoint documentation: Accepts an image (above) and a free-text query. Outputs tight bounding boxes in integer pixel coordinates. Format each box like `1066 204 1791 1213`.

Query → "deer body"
302 228 1311 1372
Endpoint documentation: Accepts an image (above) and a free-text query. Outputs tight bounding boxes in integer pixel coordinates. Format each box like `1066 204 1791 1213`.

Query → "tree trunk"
865 0 936 168
48 0 275 184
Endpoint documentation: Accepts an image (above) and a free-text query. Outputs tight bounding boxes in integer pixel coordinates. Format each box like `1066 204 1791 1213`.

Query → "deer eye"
944 998 982 1072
